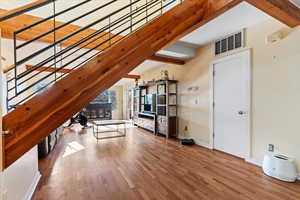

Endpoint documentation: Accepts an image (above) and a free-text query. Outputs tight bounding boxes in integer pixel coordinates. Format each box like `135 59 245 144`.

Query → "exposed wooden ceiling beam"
245 0 300 28
123 74 141 79
25 65 140 79
149 55 185 65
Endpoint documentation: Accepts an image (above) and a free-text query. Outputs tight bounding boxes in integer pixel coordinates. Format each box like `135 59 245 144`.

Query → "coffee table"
92 120 127 140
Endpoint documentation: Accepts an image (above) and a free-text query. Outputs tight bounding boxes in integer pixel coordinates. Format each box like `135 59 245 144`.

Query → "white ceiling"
180 2 271 46
115 2 276 86
289 0 300 8
114 60 164 85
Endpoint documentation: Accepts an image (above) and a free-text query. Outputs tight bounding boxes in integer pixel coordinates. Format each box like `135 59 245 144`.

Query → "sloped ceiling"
289 0 300 8
179 2 271 46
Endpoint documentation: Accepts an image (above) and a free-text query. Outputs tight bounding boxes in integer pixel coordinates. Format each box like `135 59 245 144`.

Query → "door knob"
238 111 246 115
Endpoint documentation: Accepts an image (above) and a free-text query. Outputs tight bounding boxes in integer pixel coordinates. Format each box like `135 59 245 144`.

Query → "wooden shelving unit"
133 80 178 138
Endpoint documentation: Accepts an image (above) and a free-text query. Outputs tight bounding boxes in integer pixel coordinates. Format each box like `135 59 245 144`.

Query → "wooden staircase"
1 0 300 169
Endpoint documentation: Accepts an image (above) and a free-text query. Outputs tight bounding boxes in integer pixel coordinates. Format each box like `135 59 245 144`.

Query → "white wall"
124 18 300 172
1 36 41 200
3 148 40 200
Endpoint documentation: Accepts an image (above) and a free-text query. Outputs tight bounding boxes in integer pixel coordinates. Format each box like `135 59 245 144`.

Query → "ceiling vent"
214 30 245 56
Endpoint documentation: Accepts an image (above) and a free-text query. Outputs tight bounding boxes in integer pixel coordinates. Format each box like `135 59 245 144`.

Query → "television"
144 94 156 113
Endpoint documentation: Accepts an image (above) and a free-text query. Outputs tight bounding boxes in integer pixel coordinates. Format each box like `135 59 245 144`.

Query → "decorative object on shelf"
158 84 166 94
160 70 169 80
147 79 156 84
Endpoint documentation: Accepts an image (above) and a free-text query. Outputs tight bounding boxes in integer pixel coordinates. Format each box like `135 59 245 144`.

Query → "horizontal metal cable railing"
3 0 183 111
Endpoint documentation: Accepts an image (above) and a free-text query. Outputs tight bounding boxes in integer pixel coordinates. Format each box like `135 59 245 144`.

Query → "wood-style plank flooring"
32 124 300 200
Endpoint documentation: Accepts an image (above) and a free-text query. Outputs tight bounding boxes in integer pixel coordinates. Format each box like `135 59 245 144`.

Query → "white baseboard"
24 171 41 200
178 137 212 149
194 139 212 149
245 158 262 167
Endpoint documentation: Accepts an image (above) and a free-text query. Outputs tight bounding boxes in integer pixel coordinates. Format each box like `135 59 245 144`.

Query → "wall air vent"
214 30 245 56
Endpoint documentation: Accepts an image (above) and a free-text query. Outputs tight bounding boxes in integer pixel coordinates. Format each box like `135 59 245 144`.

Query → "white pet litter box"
262 153 298 182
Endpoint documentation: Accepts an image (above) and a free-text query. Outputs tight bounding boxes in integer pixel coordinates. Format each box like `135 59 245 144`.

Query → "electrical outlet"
268 144 274 152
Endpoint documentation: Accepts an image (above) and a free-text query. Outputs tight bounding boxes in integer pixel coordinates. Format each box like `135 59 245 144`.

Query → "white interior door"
212 51 250 158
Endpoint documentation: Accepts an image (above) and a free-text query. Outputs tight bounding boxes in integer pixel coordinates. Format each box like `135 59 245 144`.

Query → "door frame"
209 49 252 159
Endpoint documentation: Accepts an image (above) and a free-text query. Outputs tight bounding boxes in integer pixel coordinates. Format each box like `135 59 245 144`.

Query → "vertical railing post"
130 0 133 33
146 0 148 22
161 0 163 15
53 0 57 81
13 32 17 100
109 16 111 47
6 84 9 111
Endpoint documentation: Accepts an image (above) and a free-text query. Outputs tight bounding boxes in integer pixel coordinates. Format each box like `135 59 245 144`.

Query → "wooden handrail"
0 0 53 22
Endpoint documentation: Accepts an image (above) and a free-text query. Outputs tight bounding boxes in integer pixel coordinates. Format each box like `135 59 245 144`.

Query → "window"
92 90 117 110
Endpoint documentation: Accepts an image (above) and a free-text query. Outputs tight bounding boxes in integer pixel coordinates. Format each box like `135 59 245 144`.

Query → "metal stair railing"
2 0 183 111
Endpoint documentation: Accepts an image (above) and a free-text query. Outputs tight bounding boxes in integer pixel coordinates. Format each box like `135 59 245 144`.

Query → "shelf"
157 104 166 106
169 93 177 95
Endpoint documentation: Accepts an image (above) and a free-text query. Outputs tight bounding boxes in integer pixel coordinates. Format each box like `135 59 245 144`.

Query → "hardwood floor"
32 124 300 200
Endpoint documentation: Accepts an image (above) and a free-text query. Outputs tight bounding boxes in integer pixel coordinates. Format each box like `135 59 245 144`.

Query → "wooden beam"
25 65 140 79
149 55 185 65
245 0 300 28
123 74 141 79
0 0 50 21
0 9 123 51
